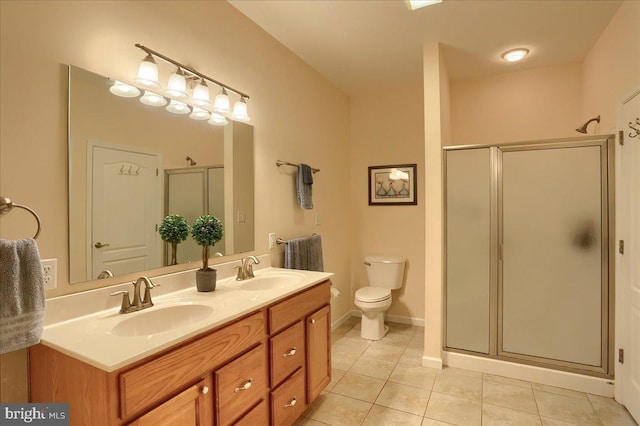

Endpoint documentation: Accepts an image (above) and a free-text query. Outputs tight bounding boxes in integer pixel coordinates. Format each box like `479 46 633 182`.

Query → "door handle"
94 242 110 249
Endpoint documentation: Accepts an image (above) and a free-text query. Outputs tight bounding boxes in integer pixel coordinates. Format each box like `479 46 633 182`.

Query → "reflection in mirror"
68 65 254 284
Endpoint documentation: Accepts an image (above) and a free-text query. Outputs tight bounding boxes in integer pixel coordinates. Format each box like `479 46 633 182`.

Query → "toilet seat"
355 287 391 302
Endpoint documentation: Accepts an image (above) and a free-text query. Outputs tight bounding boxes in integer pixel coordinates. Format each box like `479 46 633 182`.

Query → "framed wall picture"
368 164 417 205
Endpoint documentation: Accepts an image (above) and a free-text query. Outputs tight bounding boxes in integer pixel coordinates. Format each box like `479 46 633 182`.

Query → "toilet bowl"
354 256 406 340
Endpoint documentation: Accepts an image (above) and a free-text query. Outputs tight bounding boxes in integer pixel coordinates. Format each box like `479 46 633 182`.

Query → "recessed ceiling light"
501 48 529 62
408 0 442 11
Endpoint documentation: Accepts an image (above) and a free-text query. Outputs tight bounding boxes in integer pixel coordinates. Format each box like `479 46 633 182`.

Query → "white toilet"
354 255 407 340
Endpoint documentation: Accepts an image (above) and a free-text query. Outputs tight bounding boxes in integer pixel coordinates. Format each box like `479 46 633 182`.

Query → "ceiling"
228 0 622 95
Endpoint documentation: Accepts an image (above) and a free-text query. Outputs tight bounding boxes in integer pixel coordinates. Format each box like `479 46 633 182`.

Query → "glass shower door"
499 144 607 369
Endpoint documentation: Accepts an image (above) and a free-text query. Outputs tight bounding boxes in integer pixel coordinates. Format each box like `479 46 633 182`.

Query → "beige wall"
0 0 350 401
450 62 583 146
582 0 640 133
349 85 425 321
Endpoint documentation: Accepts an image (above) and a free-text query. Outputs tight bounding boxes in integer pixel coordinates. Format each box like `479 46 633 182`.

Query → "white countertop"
40 260 333 372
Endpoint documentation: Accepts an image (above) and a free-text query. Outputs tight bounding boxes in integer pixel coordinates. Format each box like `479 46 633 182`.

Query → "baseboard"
422 356 443 369
331 310 356 331
346 310 425 327
443 351 615 397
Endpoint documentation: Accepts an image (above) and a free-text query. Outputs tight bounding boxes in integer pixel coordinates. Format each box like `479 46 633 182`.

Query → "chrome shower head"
576 115 600 134
186 156 197 166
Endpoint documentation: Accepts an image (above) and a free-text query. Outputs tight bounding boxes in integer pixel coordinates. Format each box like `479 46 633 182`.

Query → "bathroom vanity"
29 265 332 426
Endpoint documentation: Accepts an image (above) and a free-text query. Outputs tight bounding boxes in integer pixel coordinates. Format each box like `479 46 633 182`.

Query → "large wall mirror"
68 65 254 284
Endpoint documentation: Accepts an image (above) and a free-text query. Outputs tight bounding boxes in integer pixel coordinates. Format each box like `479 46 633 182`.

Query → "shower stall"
443 135 614 377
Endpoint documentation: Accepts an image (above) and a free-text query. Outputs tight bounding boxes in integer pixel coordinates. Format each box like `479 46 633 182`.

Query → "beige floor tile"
422 418 456 426
331 372 386 403
438 366 484 379
408 334 425 350
293 417 330 426
534 390 603 426
482 403 542 426
379 330 414 346
349 356 397 380
540 417 580 425
326 368 347 392
532 383 589 400
483 373 533 390
587 394 637 426
375 381 431 416
389 364 438 390
387 323 418 336
362 405 423 425
308 393 372 426
432 371 483 401
362 341 406 363
332 349 361 371
483 380 538 414
332 336 371 356
344 327 364 340
399 347 424 366
424 392 482 426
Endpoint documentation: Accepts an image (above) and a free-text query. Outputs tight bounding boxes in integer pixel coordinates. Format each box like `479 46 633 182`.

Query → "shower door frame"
443 135 615 378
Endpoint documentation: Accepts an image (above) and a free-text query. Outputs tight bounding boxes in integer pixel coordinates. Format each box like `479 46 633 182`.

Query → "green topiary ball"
191 215 224 247
159 215 190 244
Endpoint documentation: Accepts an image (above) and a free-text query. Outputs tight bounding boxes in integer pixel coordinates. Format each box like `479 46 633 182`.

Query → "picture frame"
368 164 417 205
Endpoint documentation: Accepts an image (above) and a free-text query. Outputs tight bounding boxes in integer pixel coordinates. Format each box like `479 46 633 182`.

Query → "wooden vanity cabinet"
29 280 332 426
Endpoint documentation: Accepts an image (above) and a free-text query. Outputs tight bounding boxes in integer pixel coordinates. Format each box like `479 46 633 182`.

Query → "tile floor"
295 317 637 426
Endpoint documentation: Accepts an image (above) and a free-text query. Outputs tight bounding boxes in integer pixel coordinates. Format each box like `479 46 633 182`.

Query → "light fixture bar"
134 43 250 100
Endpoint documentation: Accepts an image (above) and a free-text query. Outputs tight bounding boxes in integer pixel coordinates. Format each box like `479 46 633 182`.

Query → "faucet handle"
235 260 247 281
142 282 159 307
110 290 132 313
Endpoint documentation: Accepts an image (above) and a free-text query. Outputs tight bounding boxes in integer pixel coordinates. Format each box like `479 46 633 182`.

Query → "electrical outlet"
41 258 57 290
268 232 277 249
315 213 322 225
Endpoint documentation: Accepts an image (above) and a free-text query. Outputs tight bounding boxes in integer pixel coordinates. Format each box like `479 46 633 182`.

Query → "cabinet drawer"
269 281 331 334
270 321 305 387
120 312 264 420
232 399 269 426
216 344 268 426
270 368 307 426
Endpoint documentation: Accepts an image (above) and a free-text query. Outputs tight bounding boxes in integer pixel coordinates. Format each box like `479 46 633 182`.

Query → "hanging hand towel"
285 234 324 272
0 239 45 354
297 164 313 210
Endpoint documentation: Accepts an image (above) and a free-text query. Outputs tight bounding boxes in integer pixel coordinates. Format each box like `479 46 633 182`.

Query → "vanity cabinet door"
270 320 305 388
129 377 213 426
306 305 331 402
270 368 306 426
215 344 268 426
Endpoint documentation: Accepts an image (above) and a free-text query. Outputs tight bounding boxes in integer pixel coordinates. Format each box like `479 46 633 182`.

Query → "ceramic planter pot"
196 268 217 292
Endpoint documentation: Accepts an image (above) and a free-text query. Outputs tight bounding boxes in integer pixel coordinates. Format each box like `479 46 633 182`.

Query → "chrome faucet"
235 256 260 280
109 276 158 314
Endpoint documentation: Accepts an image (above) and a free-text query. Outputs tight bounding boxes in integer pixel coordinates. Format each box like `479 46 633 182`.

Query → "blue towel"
285 235 324 272
297 164 313 210
0 239 45 354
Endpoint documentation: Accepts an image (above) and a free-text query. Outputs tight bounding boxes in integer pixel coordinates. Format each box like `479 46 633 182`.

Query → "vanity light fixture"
407 0 442 10
110 43 251 126
501 48 529 62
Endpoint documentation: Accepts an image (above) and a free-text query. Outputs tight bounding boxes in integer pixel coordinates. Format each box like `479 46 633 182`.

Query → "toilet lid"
356 287 391 302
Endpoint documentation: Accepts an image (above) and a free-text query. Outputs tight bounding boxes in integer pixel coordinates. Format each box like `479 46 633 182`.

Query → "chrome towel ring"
0 196 41 239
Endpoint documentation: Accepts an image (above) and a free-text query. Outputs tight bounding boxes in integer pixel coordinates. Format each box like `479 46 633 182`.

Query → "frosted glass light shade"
166 99 190 114
501 48 529 62
192 80 211 108
189 107 211 121
164 69 189 101
139 91 167 107
231 97 250 122
109 80 141 98
134 54 161 89
213 88 230 114
208 113 228 126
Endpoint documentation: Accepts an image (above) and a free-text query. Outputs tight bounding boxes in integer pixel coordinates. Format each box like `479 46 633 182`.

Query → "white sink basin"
239 271 306 291
111 304 214 337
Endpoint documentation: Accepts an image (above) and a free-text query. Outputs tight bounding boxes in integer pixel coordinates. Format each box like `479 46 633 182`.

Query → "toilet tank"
364 256 407 289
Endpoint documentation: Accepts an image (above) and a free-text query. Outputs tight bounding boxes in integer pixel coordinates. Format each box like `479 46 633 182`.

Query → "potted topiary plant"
191 214 224 292
158 214 190 266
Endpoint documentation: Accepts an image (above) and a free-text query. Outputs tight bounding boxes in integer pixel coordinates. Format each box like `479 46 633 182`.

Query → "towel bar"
0 196 41 239
276 160 320 174
276 233 318 245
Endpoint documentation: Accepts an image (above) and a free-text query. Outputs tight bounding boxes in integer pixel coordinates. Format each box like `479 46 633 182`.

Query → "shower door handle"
94 242 110 249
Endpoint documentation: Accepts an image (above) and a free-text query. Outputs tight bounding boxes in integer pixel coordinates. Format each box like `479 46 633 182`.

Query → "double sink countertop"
40 255 333 372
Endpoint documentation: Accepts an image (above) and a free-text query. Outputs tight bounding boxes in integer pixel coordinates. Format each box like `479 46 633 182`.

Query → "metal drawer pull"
283 347 297 357
201 386 209 395
284 397 297 408
234 378 253 392
310 319 316 324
